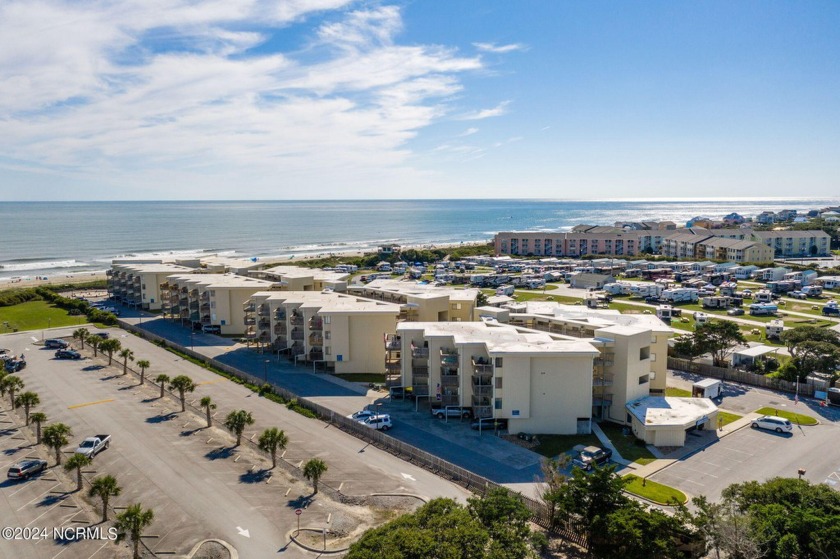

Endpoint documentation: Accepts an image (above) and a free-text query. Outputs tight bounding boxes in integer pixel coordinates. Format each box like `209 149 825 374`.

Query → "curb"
185 539 239 559
287 529 350 555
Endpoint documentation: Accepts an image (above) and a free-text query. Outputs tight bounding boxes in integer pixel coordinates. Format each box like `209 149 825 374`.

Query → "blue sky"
0 1 838 200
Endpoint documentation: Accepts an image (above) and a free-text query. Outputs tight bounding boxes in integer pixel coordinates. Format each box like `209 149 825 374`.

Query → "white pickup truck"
75 434 111 458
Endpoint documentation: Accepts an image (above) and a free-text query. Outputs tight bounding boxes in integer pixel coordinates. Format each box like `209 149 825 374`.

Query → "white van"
751 416 793 433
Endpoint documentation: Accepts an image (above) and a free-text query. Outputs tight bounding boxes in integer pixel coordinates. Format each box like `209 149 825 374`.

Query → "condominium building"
751 230 831 257
160 273 279 335
107 262 194 310
392 321 599 435
245 291 400 373
250 265 350 292
494 228 664 258
348 279 479 322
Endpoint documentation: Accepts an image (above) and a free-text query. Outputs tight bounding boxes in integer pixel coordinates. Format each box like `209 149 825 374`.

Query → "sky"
1 0 838 200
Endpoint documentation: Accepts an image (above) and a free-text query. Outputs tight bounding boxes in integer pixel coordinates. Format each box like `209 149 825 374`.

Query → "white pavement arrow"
236 526 250 538
400 473 416 481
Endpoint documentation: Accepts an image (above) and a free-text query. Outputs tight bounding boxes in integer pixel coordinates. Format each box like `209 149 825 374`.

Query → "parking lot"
0 328 471 558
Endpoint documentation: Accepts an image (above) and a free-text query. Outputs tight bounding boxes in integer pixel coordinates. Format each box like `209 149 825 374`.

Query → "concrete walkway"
591 422 633 467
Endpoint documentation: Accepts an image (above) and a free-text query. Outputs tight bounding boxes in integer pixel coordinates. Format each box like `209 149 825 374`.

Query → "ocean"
1 198 838 280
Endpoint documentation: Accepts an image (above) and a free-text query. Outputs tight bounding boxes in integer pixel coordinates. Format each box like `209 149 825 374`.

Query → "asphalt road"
0 328 472 558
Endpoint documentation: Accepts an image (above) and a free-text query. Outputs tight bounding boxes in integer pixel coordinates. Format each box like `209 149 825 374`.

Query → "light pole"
264 359 270 384
190 329 194 351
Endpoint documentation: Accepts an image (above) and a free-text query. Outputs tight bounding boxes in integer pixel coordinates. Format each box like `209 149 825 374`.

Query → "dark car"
5 358 26 373
470 418 508 431
44 338 69 349
55 349 82 360
727 308 745 316
7 459 48 480
572 446 613 471
92 332 110 339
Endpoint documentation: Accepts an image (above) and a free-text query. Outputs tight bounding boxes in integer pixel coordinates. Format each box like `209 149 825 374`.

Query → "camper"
496 285 515 297
802 285 823 298
631 283 664 299
693 312 710 326
692 378 723 399
750 303 778 316
753 290 774 304
702 296 731 310
661 288 699 303
604 282 631 295
766 319 784 340
656 305 673 323
585 294 610 309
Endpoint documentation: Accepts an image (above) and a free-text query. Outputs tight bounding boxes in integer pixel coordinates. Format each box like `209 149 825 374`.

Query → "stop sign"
295 508 302 516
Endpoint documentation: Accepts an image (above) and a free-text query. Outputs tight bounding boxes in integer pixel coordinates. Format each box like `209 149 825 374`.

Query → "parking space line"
16 482 62 511
86 541 110 558
67 398 114 410
26 498 68 527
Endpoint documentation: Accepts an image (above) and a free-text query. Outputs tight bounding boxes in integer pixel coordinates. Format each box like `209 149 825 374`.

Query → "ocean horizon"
2 198 838 280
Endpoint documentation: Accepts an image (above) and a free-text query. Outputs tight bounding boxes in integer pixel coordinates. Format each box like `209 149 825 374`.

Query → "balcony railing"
258 319 270 330
309 349 324 361
385 358 401 374
441 373 459 386
592 394 614 407
189 311 199 322
385 335 401 351
291 328 304 341
309 318 323 331
471 405 493 419
290 315 304 326
200 292 210 301
411 384 430 396
411 346 429 359
200 302 210 312
189 301 199 310
201 315 211 325
441 354 459 370
309 333 323 346
258 304 270 317
275 310 286 321
441 394 459 407
274 323 287 335
244 327 257 339
593 373 614 387
243 302 256 312
472 373 493 386
472 384 492 398
244 316 256 326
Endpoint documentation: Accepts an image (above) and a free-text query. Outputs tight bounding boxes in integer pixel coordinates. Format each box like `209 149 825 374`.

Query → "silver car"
751 416 793 433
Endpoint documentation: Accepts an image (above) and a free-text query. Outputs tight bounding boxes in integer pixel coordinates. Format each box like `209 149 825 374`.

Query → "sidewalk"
591 422 633 467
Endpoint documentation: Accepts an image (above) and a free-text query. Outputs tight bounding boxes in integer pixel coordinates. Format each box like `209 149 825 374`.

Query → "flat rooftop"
627 396 718 427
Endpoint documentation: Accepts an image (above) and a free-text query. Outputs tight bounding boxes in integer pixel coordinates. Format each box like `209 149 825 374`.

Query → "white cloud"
473 42 526 54
0 1 493 198
458 127 479 137
456 100 511 121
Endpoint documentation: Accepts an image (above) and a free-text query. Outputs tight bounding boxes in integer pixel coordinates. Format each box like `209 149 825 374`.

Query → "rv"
693 312 710 326
802 285 823 298
750 303 778 316
766 319 784 340
753 290 774 304
661 288 699 304
656 305 673 323
496 285 515 297
702 296 732 310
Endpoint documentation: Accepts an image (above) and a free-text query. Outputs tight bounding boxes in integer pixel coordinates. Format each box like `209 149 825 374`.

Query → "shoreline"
0 240 492 291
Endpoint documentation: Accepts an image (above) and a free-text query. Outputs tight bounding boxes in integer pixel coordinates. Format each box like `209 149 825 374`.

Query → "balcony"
244 316 256 326
385 356 401 374
244 327 257 339
309 333 323 346
385 334 401 351
472 384 492 398
441 373 459 387
592 393 614 407
274 323 287 335
594 352 615 367
290 314 304 326
291 328 304 341
309 317 323 331
258 304 270 317
441 394 459 407
441 350 459 371
201 315 211 325
179 308 190 318
472 404 493 419
258 319 270 330
170 304 181 314
309 349 324 361
200 302 210 312
411 345 429 359
189 289 198 297
472 358 492 376
411 384 430 397
189 311 200 322
275 310 286 321
290 343 304 356
200 292 210 302
592 373 614 387
189 301 199 310
243 301 256 312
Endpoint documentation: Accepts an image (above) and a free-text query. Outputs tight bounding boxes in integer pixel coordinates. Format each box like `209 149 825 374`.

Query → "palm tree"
89 475 121 522
223 410 254 446
88 335 101 357
30 412 47 444
258 427 288 469
136 359 150 385
200 396 216 428
64 453 92 492
72 327 89 349
168 375 196 412
100 338 122 365
14 391 39 425
42 423 72 466
303 458 328 494
155 374 170 399
1 375 25 409
115 503 154 559
119 348 135 375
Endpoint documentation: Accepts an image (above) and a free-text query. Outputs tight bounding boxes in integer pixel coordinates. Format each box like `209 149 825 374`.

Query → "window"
323 316 331 324
209 290 215 296
495 377 503 389
324 331 331 340
325 347 331 355
650 353 656 362
639 374 649 385
651 335 657 344
495 357 503 368
639 346 650 360
494 398 503 410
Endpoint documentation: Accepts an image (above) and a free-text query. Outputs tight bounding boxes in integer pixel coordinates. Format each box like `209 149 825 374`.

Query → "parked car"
7 459 48 480
572 446 613 471
348 410 376 422
789 291 807 300
470 418 508 431
92 332 110 339
751 416 793 433
75 434 111 458
727 308 745 316
361 414 392 431
202 325 221 334
44 338 69 349
431 406 472 419
55 349 82 360
5 358 26 373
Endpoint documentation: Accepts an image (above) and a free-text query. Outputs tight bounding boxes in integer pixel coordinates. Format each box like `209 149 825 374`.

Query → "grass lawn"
623 475 688 505
0 301 86 333
532 433 602 458
597 422 656 464
666 386 692 397
754 407 818 426
332 373 386 383
718 411 743 427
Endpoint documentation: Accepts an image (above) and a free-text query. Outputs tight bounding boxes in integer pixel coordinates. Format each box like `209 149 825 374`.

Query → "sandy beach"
0 271 108 291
